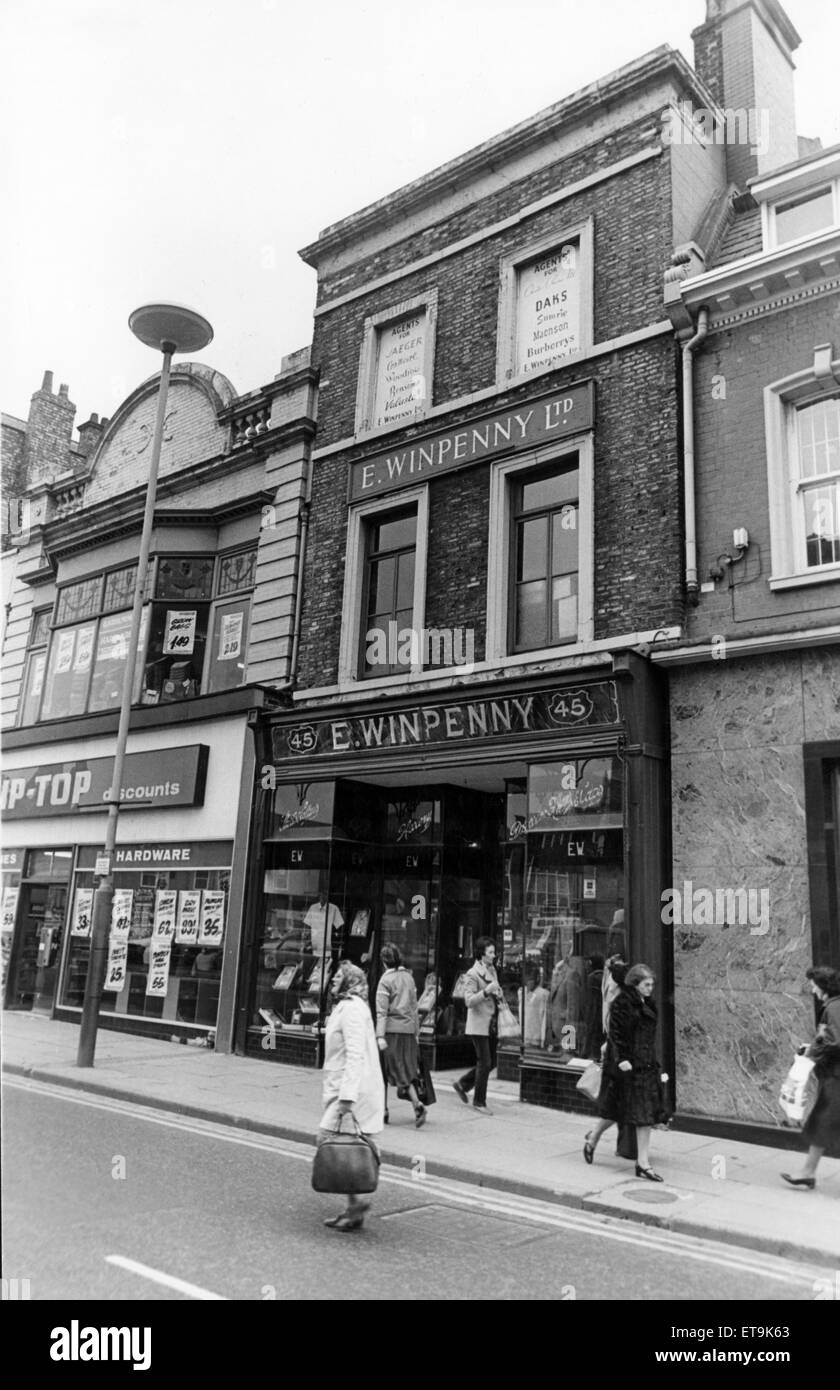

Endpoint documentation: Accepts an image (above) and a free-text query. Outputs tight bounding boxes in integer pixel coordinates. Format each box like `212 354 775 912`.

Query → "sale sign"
71 888 94 937
198 891 225 945
146 942 172 997
110 889 134 939
105 941 128 993
163 610 197 656
153 890 177 940
176 890 201 943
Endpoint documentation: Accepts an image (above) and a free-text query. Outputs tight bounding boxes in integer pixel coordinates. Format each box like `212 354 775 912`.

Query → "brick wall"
689 294 840 638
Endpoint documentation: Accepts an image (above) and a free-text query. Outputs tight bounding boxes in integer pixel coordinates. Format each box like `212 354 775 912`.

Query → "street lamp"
77 303 213 1067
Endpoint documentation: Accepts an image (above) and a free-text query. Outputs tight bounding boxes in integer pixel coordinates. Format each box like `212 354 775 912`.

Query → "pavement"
3 1010 840 1267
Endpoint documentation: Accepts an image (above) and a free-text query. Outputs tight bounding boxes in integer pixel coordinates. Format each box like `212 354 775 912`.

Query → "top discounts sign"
0 746 209 819
348 382 593 501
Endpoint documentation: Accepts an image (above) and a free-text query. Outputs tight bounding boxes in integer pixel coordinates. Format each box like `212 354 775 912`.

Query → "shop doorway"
4 848 72 1012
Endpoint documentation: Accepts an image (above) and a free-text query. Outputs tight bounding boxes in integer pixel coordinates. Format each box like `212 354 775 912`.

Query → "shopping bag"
311 1113 380 1194
497 998 521 1041
575 1060 602 1103
778 1053 818 1126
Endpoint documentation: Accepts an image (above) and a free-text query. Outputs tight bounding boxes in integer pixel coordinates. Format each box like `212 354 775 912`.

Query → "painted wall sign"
348 382 593 501
0 745 209 819
274 681 619 762
516 243 581 375
372 313 428 430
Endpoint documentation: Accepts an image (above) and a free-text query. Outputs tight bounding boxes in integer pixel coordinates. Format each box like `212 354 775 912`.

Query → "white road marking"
7 1074 827 1291
105 1254 227 1301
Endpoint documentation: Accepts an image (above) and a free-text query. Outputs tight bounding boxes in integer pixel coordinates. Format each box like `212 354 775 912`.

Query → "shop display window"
61 865 229 1029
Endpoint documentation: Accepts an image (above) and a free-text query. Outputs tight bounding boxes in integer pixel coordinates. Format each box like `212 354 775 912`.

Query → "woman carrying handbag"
316 962 385 1232
376 943 428 1128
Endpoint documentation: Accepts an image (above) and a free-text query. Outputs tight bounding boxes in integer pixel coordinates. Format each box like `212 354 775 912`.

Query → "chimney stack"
24 370 77 487
692 0 801 189
76 412 104 460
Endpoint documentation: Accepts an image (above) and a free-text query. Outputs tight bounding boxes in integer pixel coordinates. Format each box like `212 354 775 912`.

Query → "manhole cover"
623 1186 680 1205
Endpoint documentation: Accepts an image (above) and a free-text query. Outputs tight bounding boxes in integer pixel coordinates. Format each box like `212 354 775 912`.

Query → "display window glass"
61 865 229 1028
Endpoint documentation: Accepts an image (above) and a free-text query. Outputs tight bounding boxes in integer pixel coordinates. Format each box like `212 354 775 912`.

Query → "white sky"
2 0 838 429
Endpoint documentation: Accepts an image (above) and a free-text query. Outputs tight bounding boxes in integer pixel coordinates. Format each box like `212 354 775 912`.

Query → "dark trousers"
458 1033 497 1107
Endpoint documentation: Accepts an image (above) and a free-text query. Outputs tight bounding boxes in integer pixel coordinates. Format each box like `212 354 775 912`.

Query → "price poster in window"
2 887 19 930
71 887 94 936
219 611 243 661
163 610 197 656
198 890 225 945
30 652 46 699
73 624 95 672
176 890 201 943
54 630 76 675
152 889 177 940
110 889 134 939
104 940 128 993
145 942 172 997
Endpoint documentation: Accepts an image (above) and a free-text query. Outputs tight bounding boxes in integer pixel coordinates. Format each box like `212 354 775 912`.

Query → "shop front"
240 659 672 1112
1 713 255 1047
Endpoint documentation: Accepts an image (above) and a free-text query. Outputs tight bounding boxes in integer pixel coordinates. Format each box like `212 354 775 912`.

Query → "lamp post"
77 303 213 1067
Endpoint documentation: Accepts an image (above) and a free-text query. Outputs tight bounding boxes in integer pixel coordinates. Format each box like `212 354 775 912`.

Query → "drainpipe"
682 307 708 606
287 450 313 683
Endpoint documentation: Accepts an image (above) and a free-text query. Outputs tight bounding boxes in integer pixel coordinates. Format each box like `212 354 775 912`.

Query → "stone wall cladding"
689 294 840 636
668 650 840 1122
312 145 673 447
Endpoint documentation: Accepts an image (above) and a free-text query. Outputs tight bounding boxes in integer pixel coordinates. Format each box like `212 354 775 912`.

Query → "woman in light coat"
376 944 427 1128
781 965 840 1190
453 936 503 1115
319 961 385 1232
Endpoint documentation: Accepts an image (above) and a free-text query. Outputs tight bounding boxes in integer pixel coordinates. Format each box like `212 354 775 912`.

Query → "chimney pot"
41 370 54 393
58 383 69 399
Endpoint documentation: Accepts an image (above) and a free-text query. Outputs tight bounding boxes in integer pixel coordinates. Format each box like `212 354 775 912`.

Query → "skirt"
382 1033 419 1089
802 1073 840 1151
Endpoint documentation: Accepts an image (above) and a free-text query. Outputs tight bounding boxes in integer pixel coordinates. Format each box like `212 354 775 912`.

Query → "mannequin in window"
303 890 344 959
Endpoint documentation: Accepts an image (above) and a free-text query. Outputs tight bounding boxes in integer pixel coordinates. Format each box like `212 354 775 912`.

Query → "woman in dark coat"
781 965 840 1190
583 963 669 1181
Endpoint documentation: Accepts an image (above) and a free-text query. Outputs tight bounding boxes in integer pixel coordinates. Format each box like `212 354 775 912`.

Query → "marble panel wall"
668 649 840 1123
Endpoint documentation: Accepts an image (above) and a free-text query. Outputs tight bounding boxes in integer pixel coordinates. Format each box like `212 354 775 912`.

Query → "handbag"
497 998 521 1041
615 1121 638 1161
311 1112 381 1194
575 1060 602 1103
779 1053 819 1126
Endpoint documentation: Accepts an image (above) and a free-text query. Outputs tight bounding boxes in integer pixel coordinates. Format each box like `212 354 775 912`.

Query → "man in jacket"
453 937 502 1115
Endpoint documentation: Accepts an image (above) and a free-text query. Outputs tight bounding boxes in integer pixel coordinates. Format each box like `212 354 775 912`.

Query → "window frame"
354 291 439 437
763 179 839 251
508 463 581 653
764 358 840 590
37 562 140 723
486 436 594 663
495 220 594 389
338 485 429 686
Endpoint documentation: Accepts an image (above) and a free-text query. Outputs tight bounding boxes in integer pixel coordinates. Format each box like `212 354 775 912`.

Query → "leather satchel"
311 1112 381 1194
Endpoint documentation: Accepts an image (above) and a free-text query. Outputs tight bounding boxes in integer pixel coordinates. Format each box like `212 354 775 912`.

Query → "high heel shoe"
635 1164 664 1182
324 1199 370 1229
780 1172 816 1189
583 1132 595 1165
414 1103 427 1129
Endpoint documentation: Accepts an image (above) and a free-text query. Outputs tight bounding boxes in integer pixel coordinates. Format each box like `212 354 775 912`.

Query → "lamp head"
129 302 213 355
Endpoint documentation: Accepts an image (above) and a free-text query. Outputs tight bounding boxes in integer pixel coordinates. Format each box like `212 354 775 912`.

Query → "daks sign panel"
348 382 593 500
0 746 208 819
276 683 619 761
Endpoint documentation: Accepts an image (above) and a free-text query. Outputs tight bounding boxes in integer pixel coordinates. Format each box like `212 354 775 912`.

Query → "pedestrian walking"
318 961 385 1232
583 963 670 1181
376 944 427 1128
453 936 503 1115
781 965 840 1190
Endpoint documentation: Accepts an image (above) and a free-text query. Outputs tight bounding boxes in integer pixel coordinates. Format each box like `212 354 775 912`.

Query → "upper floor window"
797 397 840 569
766 181 838 249
765 359 840 591
360 509 417 678
355 292 438 435
511 465 579 651
20 547 258 725
496 221 593 387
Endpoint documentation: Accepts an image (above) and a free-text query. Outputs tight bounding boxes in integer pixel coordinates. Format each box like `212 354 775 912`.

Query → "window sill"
768 566 840 591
